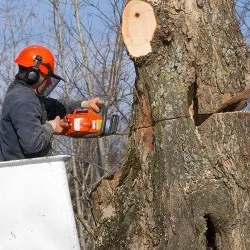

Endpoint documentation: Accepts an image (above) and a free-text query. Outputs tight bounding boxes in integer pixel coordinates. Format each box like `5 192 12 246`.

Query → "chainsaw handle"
73 103 104 114
72 107 89 114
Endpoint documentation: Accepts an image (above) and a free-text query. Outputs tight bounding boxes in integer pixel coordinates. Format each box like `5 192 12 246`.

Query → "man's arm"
43 97 69 120
43 97 102 120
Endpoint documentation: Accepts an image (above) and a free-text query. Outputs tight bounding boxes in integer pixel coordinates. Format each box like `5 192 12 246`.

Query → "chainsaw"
60 104 119 138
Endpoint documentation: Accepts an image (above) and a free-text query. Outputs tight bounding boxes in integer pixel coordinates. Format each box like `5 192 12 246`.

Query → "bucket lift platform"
0 155 80 250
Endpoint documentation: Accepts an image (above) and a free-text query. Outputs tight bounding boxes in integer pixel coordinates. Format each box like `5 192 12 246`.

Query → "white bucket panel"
0 155 80 250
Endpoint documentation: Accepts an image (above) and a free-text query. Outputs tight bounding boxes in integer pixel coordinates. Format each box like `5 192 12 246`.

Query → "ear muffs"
25 68 40 85
25 55 43 85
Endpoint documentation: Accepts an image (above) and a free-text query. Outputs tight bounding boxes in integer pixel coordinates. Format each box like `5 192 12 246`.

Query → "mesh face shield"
41 63 66 97
43 77 61 97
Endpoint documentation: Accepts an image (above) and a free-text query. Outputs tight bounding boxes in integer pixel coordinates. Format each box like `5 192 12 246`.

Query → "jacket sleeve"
44 97 82 120
10 98 54 155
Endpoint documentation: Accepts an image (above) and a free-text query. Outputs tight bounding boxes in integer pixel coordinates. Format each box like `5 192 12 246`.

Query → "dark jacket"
0 79 81 161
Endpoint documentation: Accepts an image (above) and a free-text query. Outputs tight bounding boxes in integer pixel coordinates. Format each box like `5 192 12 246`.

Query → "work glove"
81 97 102 112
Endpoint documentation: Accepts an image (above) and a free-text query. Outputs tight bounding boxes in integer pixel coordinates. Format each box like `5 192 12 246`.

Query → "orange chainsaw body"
61 109 103 137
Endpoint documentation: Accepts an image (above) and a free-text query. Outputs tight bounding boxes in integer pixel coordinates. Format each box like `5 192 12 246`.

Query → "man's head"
14 45 65 96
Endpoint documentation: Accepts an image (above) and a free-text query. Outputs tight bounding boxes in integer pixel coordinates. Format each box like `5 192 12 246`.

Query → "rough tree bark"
90 0 250 249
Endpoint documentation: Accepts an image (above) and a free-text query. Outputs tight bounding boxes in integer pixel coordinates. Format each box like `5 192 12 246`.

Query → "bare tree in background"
47 0 133 248
236 0 250 45
0 0 41 100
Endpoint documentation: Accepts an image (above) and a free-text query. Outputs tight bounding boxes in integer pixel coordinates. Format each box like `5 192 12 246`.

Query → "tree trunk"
91 0 250 249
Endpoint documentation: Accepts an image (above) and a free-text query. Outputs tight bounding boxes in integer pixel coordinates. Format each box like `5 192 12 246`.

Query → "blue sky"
235 0 250 45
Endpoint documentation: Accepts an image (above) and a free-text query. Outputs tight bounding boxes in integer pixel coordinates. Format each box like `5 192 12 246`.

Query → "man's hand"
81 97 102 112
47 116 68 134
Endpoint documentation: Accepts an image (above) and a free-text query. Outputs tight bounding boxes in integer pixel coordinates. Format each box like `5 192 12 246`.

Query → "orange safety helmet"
14 45 64 81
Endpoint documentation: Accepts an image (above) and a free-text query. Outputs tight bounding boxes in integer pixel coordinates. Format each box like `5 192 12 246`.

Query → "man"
0 45 101 161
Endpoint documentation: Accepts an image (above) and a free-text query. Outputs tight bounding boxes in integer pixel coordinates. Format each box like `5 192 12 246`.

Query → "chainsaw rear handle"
82 104 119 138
